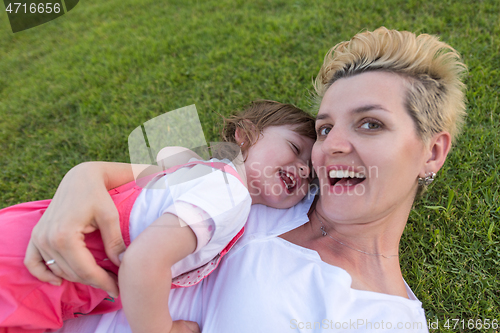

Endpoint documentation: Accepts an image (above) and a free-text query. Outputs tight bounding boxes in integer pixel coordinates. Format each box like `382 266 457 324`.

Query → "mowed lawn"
1 0 499 331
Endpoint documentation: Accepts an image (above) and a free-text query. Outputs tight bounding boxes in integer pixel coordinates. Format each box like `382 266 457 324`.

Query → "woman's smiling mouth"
328 169 366 187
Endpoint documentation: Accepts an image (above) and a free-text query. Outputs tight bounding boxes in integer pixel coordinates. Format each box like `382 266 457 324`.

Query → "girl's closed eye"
290 142 300 154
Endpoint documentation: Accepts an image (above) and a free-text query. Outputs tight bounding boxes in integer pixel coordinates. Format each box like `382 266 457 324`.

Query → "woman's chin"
317 191 370 219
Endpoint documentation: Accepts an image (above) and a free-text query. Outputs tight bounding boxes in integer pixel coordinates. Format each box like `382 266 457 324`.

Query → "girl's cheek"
249 162 262 177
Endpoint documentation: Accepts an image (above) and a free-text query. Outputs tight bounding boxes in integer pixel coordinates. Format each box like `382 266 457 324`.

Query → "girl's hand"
24 162 134 297
170 320 201 333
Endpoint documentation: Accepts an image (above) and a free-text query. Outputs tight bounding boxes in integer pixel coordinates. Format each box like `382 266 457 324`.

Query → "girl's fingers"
170 321 201 333
183 321 201 333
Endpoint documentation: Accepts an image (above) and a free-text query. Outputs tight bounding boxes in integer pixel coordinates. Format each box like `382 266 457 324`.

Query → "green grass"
1 0 499 331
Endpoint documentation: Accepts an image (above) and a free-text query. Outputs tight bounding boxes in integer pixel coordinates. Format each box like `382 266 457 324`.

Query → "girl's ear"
419 132 452 177
235 120 259 146
235 127 245 144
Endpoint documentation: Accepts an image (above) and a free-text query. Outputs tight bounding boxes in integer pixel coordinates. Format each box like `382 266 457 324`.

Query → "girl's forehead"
265 124 301 134
263 124 315 146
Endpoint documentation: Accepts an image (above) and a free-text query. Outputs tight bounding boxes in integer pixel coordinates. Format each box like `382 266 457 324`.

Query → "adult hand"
24 162 131 297
170 320 201 333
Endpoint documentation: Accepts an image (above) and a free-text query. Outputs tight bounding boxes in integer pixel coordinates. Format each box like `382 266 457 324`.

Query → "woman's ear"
420 132 452 176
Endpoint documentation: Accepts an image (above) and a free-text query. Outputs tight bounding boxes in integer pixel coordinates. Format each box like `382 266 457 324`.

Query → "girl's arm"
119 213 197 333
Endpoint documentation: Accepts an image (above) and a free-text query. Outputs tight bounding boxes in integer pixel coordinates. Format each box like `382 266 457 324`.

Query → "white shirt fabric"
59 187 429 333
129 158 251 279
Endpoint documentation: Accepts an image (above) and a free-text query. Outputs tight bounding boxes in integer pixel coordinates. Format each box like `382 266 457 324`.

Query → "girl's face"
312 71 428 223
243 125 314 209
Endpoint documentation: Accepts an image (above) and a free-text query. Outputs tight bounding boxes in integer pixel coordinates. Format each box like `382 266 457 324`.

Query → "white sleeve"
164 201 214 253
164 159 251 277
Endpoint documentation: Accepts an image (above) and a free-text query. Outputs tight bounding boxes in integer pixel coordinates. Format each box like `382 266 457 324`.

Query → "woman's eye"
291 143 300 154
318 126 331 136
359 121 382 130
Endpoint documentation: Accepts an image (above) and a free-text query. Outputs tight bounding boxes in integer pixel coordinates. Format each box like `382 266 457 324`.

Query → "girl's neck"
231 151 248 189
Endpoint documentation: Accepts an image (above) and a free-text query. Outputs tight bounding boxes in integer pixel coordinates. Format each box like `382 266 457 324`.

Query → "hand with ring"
24 162 135 297
45 259 56 266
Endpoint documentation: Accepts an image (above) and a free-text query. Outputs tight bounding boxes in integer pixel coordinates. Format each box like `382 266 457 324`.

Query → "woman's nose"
321 126 352 156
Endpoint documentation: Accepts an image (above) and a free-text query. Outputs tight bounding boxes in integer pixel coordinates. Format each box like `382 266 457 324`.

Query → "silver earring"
418 172 436 186
240 142 244 147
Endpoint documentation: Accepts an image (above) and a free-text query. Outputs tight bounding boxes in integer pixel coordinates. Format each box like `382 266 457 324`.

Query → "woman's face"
312 71 428 224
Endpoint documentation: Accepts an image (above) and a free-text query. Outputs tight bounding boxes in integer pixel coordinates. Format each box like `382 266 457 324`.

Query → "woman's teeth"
328 170 366 179
328 170 366 186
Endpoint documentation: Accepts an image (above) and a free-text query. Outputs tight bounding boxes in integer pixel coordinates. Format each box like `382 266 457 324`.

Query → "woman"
25 27 466 332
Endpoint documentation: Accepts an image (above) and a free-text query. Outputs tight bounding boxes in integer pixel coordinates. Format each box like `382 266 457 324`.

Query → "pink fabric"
0 181 142 332
0 160 245 332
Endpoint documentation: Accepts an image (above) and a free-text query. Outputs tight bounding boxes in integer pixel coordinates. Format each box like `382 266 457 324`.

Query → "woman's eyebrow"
315 113 330 121
351 104 391 114
316 104 390 121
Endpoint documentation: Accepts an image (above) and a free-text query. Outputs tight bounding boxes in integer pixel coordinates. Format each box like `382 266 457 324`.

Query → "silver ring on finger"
45 259 56 266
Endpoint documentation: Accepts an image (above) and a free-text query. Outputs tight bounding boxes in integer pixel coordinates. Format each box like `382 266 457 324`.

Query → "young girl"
0 100 316 333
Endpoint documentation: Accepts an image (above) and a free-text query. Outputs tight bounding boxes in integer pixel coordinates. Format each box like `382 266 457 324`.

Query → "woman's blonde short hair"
314 27 467 144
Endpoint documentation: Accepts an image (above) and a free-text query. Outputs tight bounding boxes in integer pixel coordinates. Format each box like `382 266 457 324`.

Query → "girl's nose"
297 161 311 179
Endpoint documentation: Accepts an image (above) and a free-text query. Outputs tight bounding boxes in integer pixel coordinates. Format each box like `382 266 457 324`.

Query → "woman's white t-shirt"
61 189 429 333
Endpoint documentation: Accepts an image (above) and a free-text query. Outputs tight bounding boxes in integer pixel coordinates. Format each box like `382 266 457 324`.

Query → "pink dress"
0 161 245 332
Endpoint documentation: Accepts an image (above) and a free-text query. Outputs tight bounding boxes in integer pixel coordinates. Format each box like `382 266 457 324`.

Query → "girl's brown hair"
221 100 316 155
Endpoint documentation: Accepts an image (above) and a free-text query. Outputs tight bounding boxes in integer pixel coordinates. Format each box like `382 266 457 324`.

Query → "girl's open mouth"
279 170 297 193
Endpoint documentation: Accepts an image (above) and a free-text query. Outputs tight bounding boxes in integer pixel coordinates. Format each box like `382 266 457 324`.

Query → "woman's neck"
312 193 416 258
313 212 404 259
281 198 413 298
